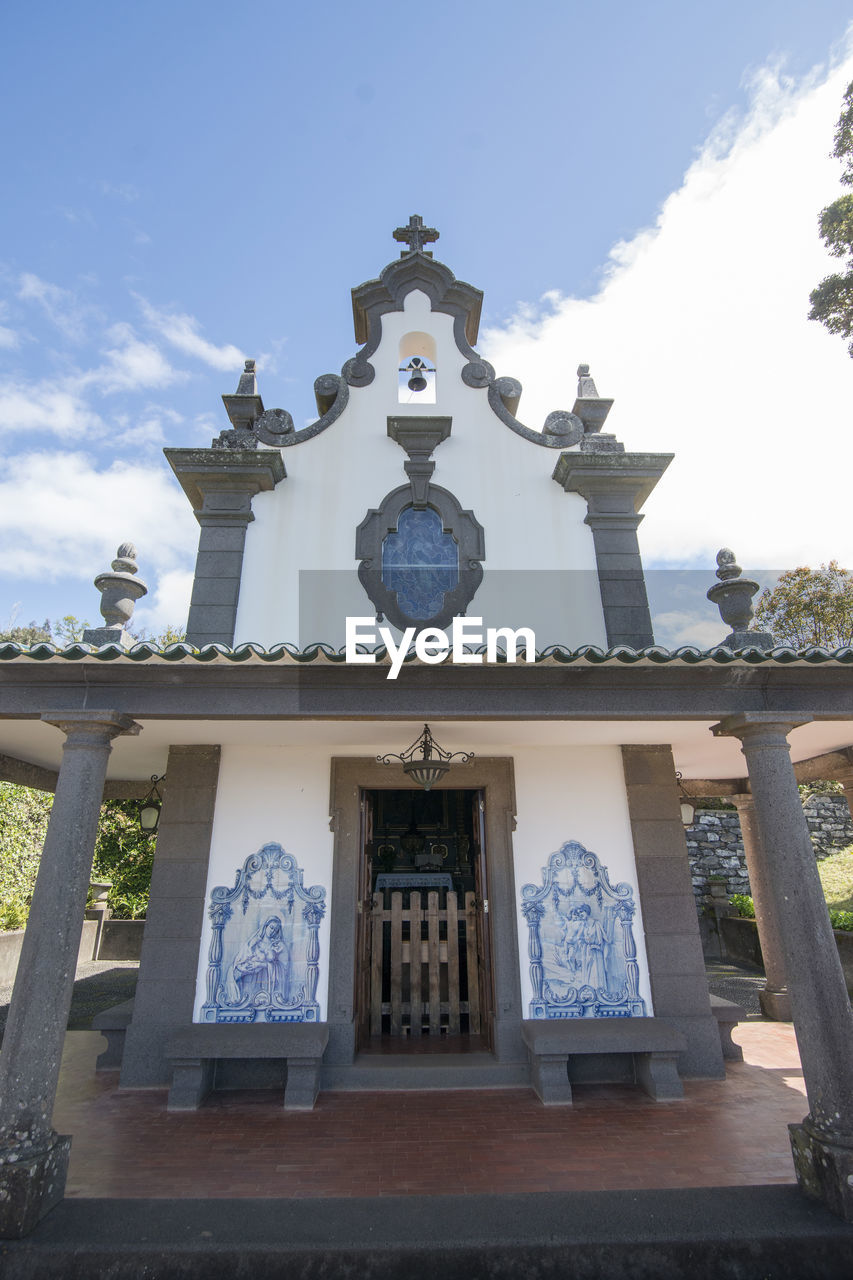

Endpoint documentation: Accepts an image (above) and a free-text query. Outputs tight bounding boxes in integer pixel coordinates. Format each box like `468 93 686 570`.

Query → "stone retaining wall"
0 919 98 988
720 915 853 994
688 795 853 901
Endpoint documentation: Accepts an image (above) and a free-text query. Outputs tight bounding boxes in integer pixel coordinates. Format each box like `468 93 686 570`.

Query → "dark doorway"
357 788 493 1050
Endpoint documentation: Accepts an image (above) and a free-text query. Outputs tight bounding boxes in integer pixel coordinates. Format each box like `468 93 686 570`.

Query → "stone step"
321 1053 530 1091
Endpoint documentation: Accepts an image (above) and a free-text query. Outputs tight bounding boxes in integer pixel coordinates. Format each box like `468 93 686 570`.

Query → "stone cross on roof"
393 214 439 257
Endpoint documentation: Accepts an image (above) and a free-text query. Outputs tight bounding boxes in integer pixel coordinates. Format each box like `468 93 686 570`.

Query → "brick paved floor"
53 1021 807 1199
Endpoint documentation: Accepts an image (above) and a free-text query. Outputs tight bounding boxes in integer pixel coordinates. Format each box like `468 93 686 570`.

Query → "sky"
1 1 853 644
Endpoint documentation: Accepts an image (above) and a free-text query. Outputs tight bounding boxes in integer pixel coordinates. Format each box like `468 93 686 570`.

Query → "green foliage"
731 850 853 928
0 899 30 931
0 618 52 644
816 846 853 912
52 615 91 644
0 615 186 649
810 82 853 354
92 800 155 919
755 562 853 648
799 779 843 796
730 893 755 919
129 624 188 646
0 786 154 929
107 890 150 920
0 782 54 930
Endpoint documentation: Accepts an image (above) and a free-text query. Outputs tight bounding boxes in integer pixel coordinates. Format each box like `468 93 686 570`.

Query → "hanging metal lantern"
675 772 696 826
378 724 473 791
138 774 165 834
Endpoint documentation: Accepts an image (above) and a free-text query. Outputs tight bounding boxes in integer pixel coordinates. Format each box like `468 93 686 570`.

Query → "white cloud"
138 297 244 371
651 609 730 649
133 568 194 635
17 273 91 342
480 47 853 570
0 452 197 606
0 378 100 437
0 325 181 439
82 323 179 394
0 326 18 350
112 414 168 448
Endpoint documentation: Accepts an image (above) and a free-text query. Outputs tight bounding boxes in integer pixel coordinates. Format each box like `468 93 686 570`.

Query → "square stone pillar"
0 712 137 1238
553 454 672 648
715 714 853 1222
621 746 724 1077
120 745 221 1087
165 449 285 647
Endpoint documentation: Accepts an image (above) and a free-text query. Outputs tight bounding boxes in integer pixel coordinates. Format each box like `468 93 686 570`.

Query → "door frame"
326 755 522 1066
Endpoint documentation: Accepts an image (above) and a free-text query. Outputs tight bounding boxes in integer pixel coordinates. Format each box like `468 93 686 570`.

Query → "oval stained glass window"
381 506 459 621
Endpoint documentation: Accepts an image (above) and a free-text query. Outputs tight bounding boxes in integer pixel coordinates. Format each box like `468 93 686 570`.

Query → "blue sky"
2 2 853 641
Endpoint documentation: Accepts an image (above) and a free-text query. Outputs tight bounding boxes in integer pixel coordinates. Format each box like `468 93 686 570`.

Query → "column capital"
165 448 286 528
41 710 140 741
551 451 673 512
712 713 812 743
727 789 754 809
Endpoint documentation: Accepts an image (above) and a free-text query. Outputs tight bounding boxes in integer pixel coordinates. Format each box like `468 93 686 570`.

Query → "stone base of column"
0 1134 71 1238
759 986 792 1021
789 1121 853 1222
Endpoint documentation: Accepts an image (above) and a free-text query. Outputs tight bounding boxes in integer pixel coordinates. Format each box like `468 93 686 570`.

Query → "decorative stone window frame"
356 483 485 632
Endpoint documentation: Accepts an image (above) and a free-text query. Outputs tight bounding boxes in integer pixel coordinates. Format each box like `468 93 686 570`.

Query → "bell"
407 358 428 393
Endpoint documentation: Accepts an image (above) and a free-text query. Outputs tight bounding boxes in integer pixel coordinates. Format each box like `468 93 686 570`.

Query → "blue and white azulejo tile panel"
199 842 326 1024
520 840 646 1019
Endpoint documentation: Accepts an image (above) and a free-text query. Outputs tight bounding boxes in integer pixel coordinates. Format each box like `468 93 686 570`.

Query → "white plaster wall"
510 744 654 1016
235 288 606 649
192 745 335 1021
192 735 652 1024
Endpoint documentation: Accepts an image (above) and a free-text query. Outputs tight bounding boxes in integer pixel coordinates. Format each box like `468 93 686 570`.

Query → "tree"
755 561 853 648
0 615 88 644
0 783 53 930
0 616 186 647
0 620 52 645
92 800 155 919
0 785 156 928
809 81 853 353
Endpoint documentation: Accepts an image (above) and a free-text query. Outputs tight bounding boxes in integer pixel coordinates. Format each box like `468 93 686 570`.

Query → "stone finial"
82 544 148 648
714 548 742 581
706 548 774 650
572 361 615 443
576 364 599 399
235 359 257 397
219 357 264 444
393 214 439 258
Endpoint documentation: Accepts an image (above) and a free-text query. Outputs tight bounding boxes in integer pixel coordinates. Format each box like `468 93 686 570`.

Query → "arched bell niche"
398 331 437 404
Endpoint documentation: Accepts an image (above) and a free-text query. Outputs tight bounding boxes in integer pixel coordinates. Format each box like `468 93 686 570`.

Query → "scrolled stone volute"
254 407 295 445
543 410 583 446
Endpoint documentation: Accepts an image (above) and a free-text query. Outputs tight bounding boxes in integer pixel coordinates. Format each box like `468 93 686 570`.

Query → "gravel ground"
705 961 767 1017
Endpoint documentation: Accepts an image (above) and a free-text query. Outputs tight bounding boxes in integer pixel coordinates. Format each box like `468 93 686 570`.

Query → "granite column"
0 711 137 1237
715 714 853 1221
729 792 791 1021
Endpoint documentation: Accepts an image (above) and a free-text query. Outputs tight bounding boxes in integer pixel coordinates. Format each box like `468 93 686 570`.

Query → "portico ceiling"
2 715 853 785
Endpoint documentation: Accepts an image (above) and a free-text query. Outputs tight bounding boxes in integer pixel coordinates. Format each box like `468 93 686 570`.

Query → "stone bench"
709 993 745 1061
92 999 135 1070
165 1023 330 1112
521 1017 687 1105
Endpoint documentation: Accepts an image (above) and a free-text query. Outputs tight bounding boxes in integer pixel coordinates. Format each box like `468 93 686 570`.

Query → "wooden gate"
369 890 481 1037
